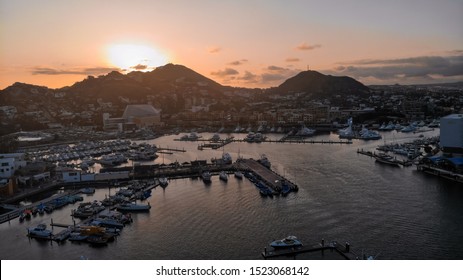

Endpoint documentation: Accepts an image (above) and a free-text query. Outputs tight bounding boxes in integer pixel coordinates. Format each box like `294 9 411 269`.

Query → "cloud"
295 42 321 51
31 66 121 75
130 64 148 70
261 65 302 84
237 71 259 83
208 46 222 53
228 59 248 66
267 65 286 71
210 68 239 77
328 54 463 84
286 57 300 62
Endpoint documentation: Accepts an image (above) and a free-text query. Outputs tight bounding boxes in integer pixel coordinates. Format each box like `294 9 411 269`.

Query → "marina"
1 129 463 260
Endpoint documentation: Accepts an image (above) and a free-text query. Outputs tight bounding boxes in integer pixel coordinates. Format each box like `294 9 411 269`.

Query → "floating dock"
262 240 360 260
357 149 413 167
175 137 352 148
237 159 298 193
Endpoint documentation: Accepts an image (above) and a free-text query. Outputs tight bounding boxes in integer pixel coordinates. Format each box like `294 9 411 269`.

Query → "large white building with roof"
103 104 162 130
440 114 463 154
122 104 162 128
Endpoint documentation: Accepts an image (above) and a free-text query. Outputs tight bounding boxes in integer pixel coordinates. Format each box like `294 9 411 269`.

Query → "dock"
238 159 298 193
157 147 186 153
262 240 360 260
197 137 234 150
357 149 413 167
175 137 352 149
417 164 463 184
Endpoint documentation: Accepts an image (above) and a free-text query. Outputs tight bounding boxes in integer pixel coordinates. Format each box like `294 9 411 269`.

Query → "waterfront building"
122 104 162 128
440 114 463 154
103 104 162 131
0 153 26 179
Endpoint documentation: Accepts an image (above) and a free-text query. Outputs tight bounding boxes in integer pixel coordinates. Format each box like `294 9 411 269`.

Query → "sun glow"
107 44 169 71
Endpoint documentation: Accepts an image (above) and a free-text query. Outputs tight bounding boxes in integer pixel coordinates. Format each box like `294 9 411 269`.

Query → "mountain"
0 65 369 105
269 70 369 97
129 63 228 93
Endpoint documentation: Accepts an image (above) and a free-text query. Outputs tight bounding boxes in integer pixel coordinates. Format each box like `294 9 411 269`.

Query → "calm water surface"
1 130 462 260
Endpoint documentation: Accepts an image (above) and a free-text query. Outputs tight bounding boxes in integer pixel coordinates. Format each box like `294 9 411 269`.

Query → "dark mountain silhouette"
131 63 227 93
269 70 369 96
0 65 369 104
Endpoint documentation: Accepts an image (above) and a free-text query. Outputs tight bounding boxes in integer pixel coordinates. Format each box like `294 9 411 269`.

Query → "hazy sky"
1 0 462 89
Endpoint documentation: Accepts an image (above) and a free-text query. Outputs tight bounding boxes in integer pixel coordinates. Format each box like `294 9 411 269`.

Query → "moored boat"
159 177 169 188
270 236 303 248
27 224 53 239
117 202 151 212
375 153 401 167
201 171 212 183
234 171 243 179
219 171 228 182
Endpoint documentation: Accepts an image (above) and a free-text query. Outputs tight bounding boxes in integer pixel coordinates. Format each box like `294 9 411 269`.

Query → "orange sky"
1 0 462 90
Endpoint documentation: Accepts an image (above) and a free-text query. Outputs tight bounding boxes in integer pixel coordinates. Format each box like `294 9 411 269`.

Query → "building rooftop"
442 114 463 120
122 104 161 119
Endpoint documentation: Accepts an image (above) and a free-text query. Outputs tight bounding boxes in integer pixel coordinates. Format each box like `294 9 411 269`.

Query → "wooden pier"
262 240 360 260
417 164 463 184
176 137 352 146
357 149 413 167
238 159 298 193
157 147 186 153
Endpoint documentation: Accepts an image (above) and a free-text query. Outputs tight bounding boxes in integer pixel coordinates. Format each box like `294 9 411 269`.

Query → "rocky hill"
268 70 369 97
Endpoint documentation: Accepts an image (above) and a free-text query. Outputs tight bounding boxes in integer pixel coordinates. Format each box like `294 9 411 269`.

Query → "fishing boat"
270 236 303 248
117 202 151 212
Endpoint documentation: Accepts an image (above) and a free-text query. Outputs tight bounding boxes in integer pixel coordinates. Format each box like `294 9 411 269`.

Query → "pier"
1 155 299 225
175 137 352 149
417 164 463 184
357 149 413 167
238 159 298 193
262 240 360 260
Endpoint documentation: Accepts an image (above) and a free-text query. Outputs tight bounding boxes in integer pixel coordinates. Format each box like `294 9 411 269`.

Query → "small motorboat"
270 236 303 248
234 171 243 179
117 202 151 212
159 177 169 188
219 171 228 182
27 224 53 239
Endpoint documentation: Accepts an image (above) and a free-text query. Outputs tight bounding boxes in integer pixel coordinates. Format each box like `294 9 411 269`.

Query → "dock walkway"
262 240 359 260
238 159 297 193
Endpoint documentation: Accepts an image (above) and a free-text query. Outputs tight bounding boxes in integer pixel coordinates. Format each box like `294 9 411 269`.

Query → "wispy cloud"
328 54 463 83
237 71 259 83
261 65 302 83
130 64 148 70
208 46 222 53
210 68 239 77
286 57 300 62
295 42 321 51
228 59 248 66
31 66 121 75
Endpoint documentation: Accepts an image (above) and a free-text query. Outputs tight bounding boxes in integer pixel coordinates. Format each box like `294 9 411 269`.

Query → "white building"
440 114 463 154
0 153 27 179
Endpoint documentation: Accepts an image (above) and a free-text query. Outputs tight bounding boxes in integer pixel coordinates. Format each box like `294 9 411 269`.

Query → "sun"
107 44 168 71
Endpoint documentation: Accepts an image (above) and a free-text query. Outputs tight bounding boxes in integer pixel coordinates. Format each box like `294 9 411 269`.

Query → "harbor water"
1 130 463 260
